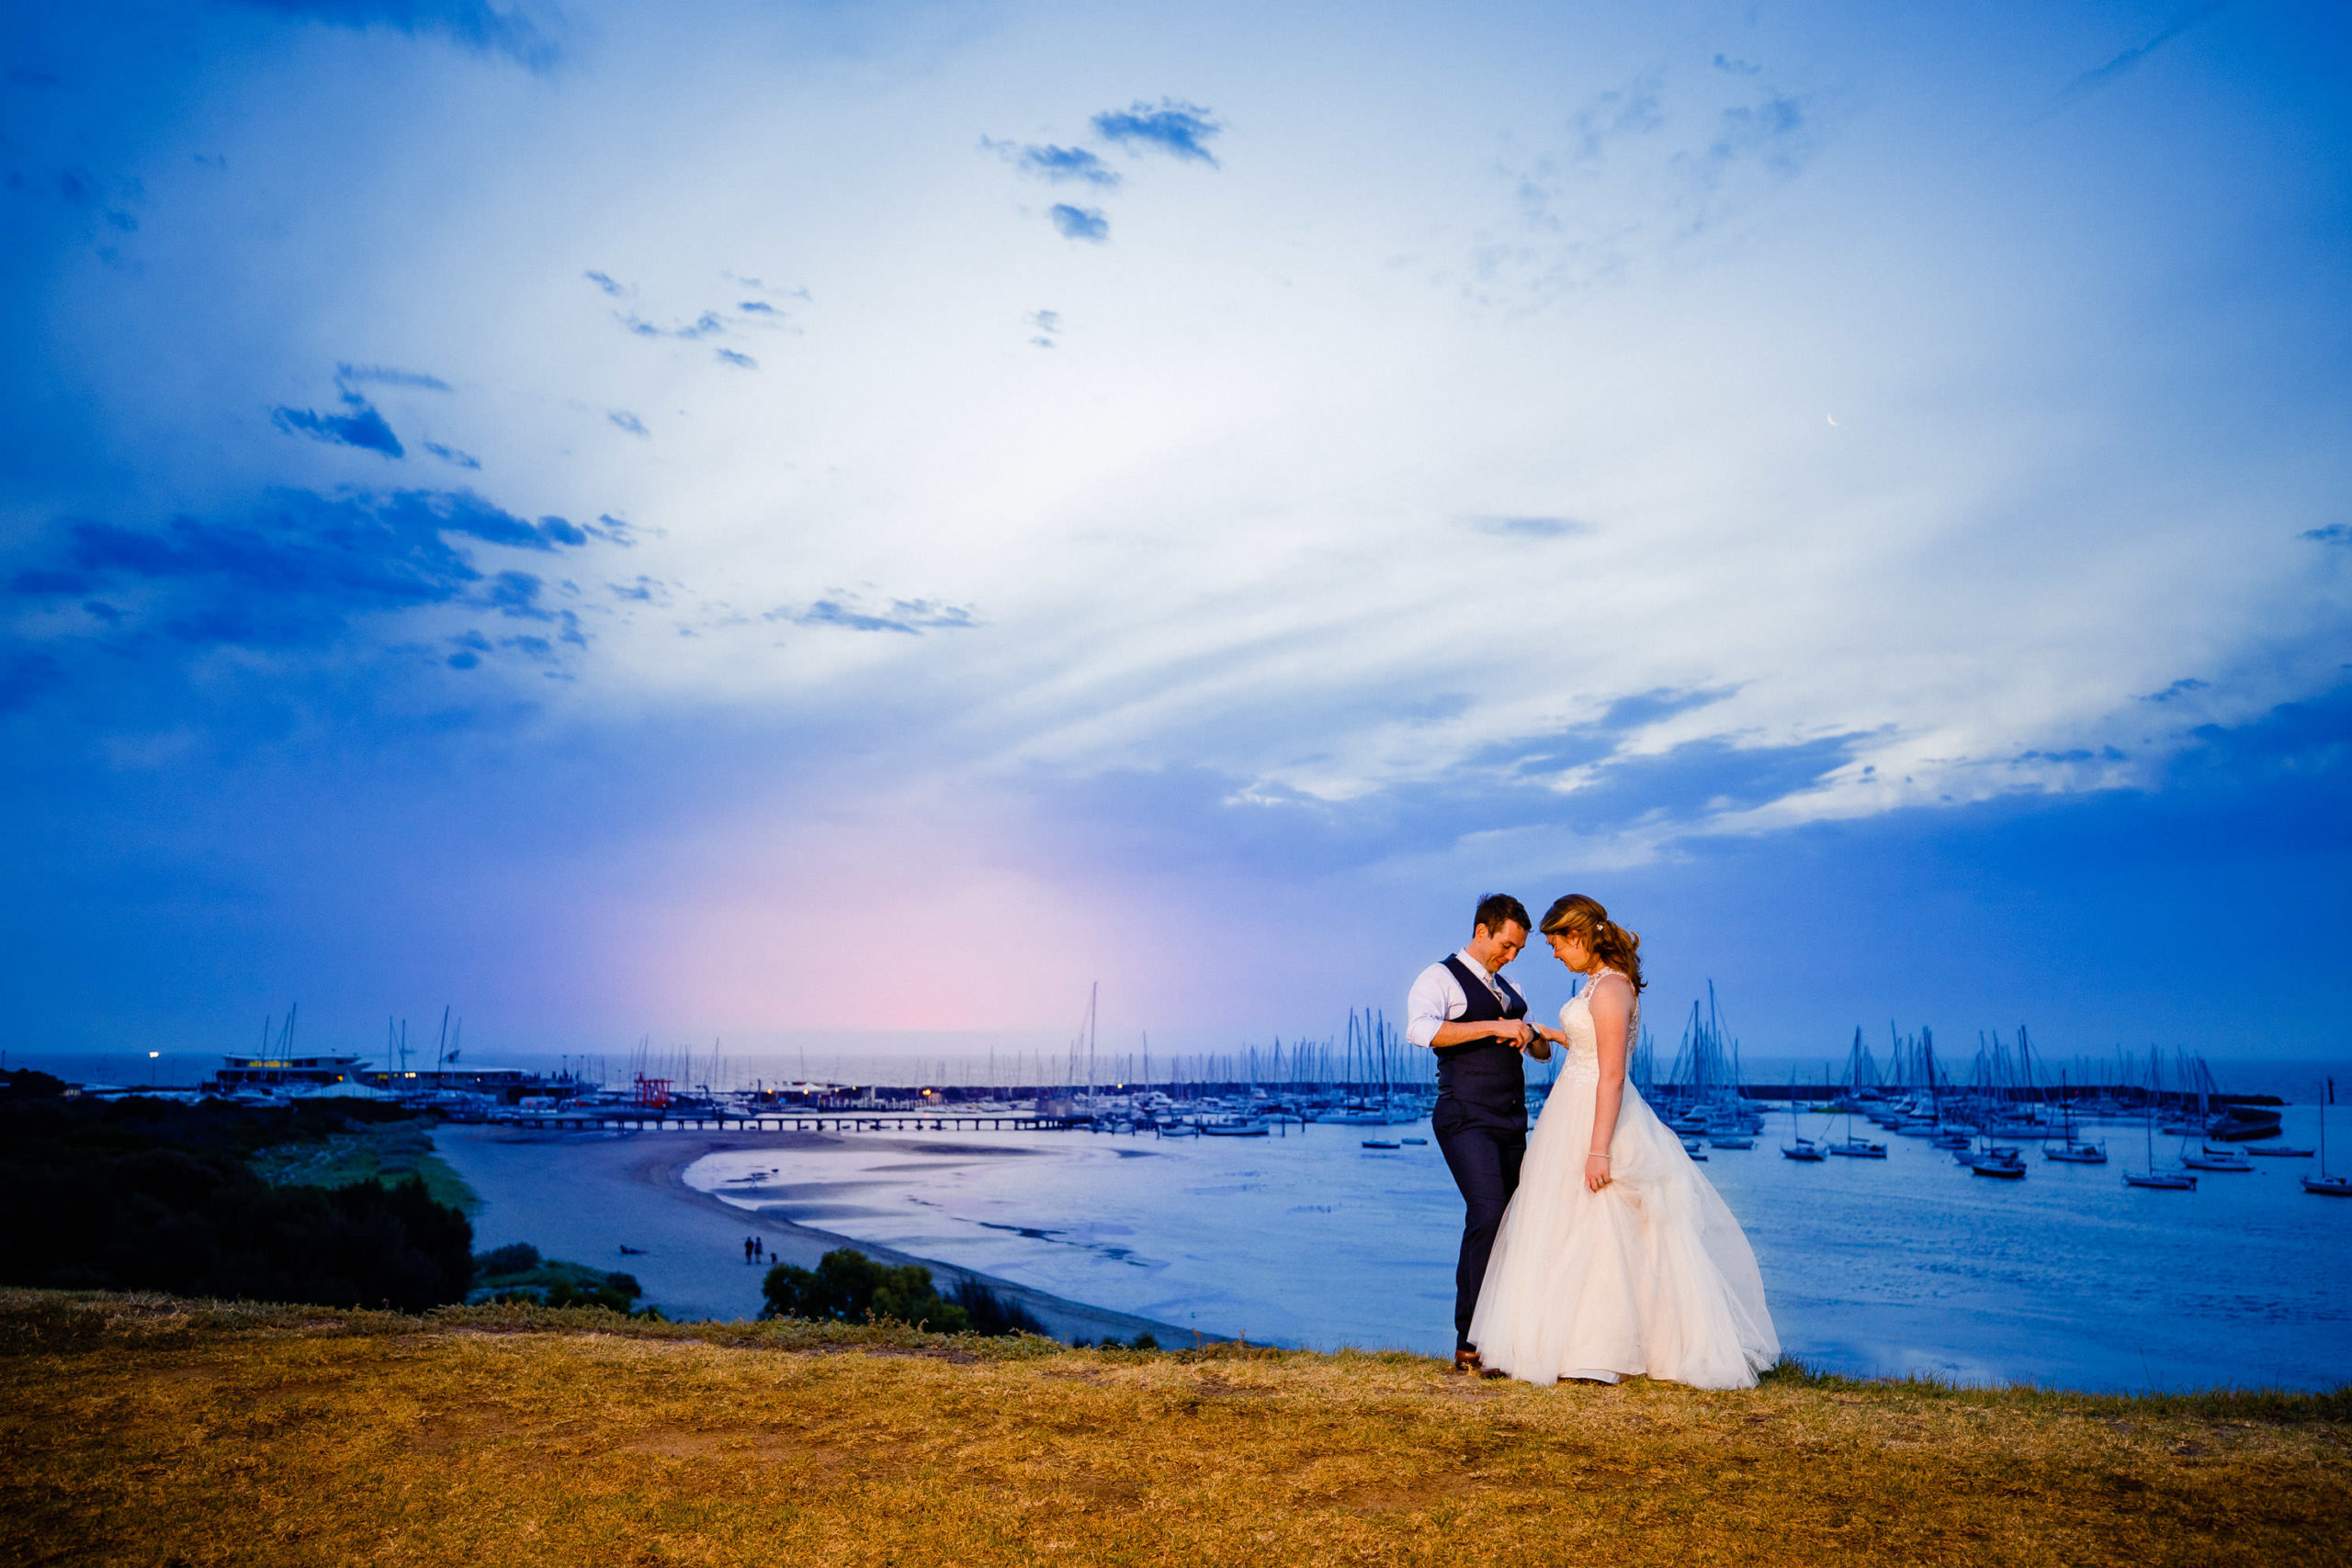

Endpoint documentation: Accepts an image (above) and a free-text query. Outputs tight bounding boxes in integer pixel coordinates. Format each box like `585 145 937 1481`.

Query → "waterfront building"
214 1051 373 1090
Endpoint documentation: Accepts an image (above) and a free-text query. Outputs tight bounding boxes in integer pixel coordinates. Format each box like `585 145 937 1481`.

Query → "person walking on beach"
1407 894 1547 1374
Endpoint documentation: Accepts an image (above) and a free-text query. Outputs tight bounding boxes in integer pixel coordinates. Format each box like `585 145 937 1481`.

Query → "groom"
1407 893 1548 1374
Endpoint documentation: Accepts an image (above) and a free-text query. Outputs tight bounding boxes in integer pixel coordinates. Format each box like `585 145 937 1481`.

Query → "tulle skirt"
1467 1069 1779 1390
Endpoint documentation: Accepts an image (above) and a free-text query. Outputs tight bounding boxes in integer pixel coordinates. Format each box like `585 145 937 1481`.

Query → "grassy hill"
2 1289 2345 1566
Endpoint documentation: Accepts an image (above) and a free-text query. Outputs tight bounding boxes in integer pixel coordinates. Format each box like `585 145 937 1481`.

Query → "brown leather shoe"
1453 1348 1483 1374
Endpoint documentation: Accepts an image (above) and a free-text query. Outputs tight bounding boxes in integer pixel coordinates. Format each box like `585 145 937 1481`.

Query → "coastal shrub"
477 1242 541 1277
0 1097 473 1312
1 1068 66 1100
472 1249 646 1314
950 1277 1049 1337
761 1248 972 1333
544 1271 643 1313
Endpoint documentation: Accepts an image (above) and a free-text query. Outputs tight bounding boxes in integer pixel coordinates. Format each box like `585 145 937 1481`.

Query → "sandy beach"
430 1123 1192 1344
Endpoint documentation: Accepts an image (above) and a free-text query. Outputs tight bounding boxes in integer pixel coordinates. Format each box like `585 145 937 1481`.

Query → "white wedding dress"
1467 971 1779 1389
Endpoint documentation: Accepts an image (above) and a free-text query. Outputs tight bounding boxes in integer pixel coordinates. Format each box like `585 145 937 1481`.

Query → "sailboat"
1781 1083 1824 1161
2178 1069 2253 1171
2305 1077 2351 1197
1826 1032 1886 1157
2123 1049 2196 1190
2043 1071 2107 1163
1827 1104 1887 1158
1966 1137 2027 1179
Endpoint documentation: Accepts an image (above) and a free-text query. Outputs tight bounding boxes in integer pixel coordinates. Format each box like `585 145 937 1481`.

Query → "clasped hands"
1491 1018 1556 1062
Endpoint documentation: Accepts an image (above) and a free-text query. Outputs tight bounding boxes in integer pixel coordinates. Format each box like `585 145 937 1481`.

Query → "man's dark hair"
1473 893 1531 935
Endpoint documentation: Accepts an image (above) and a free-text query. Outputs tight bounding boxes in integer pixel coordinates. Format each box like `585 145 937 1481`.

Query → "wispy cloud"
1092 99 1223 165
1050 204 1108 243
2300 525 2349 546
608 411 647 436
583 269 628 297
766 594 981 635
271 392 403 457
1476 67 1824 306
1570 73 1665 164
2052 3 2236 110
3 488 603 660
0 651 62 715
1695 91 1811 181
714 348 757 369
422 441 480 468
336 363 451 391
622 310 725 340
1029 309 1061 349
223 0 561 71
992 141 1121 186
1465 514 1594 538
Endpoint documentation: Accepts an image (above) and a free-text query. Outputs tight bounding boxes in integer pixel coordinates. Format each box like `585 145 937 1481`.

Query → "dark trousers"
1434 1111 1525 1352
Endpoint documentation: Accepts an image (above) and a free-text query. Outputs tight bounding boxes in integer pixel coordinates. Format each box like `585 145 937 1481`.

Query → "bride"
1467 894 1779 1390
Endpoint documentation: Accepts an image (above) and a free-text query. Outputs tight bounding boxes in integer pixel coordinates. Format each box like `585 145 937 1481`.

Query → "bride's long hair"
1539 894 1645 993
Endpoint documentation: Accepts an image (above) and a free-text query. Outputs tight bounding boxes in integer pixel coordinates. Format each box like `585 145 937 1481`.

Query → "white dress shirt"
1406 949 1519 1049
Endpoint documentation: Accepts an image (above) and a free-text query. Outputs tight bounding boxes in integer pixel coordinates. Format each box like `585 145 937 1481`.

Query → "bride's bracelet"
1587 1153 1611 1161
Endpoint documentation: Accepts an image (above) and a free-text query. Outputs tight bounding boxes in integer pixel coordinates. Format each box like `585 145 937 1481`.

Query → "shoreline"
430 1123 1201 1345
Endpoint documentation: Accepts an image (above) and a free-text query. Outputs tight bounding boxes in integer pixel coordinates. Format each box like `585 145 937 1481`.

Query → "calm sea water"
688 1101 2352 1392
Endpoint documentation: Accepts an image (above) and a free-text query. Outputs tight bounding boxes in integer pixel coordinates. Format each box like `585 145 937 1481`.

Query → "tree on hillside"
0 1098 474 1312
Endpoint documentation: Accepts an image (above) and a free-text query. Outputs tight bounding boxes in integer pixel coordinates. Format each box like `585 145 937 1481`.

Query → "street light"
148 1050 160 1086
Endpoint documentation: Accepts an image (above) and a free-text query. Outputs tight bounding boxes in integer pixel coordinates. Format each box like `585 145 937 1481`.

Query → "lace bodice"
1557 968 1638 1085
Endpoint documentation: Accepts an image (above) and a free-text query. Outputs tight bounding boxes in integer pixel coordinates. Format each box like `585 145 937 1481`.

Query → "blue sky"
3 0 2347 1073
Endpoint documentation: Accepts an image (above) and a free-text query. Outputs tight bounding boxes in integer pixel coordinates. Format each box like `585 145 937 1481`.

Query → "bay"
687 1101 2352 1391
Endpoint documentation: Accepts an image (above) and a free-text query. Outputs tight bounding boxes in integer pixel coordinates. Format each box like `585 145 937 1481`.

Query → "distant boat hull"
2124 1172 2198 1190
2301 1175 2352 1196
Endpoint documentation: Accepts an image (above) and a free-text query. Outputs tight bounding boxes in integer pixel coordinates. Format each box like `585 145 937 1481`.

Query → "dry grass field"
3 1290 2346 1567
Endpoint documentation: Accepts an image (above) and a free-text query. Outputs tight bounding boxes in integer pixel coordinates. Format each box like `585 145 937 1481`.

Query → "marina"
658 1094 2351 1393
44 1000 2352 1392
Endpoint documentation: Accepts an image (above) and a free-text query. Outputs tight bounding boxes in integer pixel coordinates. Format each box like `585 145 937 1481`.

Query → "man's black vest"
1432 953 1530 1127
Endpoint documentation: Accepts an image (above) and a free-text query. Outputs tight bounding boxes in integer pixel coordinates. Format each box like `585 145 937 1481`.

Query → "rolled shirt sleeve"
1405 961 1464 1049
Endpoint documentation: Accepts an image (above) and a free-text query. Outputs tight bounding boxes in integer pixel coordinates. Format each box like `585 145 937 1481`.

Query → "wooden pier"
472 1111 1098 1134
